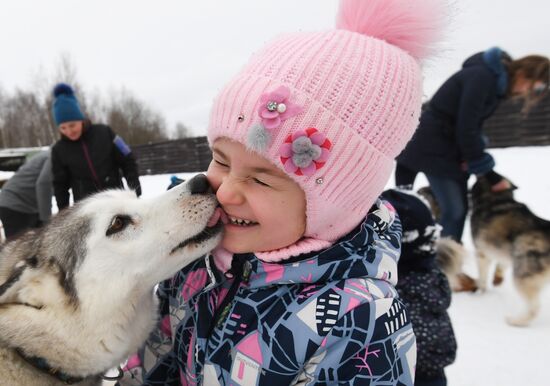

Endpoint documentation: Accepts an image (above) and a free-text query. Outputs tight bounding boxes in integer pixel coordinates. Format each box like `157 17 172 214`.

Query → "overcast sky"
0 0 548 136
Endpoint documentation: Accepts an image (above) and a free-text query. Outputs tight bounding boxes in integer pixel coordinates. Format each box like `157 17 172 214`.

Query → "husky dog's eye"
106 215 132 236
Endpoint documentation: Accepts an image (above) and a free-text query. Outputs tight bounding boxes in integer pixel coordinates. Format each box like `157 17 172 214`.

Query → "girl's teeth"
229 216 254 226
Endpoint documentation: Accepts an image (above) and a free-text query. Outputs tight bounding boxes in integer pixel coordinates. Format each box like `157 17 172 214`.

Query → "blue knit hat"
52 83 85 126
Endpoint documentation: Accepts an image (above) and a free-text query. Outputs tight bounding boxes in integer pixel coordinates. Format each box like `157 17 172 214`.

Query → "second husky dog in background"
471 176 550 326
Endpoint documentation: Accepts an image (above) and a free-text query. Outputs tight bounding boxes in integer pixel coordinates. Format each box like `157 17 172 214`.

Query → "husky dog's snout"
188 174 211 195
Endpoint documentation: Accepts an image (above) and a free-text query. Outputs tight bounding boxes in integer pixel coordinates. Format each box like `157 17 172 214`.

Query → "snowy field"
128 146 548 386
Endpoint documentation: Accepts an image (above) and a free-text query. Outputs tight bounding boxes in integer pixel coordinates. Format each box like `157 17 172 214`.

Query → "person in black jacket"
396 48 549 242
50 83 142 210
382 189 457 386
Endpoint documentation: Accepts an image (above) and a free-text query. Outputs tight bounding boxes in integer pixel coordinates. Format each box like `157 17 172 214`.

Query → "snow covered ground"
129 146 549 386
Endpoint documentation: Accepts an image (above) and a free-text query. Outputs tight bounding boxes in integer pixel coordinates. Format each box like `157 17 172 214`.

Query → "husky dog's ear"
0 300 60 364
0 262 27 304
0 259 70 310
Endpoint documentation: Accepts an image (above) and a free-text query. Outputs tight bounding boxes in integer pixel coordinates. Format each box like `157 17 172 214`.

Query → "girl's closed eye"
214 158 228 168
253 177 270 187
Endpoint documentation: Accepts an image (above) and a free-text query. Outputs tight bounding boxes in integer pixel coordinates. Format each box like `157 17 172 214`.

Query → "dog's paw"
506 315 531 327
453 273 479 292
493 267 505 286
493 274 504 286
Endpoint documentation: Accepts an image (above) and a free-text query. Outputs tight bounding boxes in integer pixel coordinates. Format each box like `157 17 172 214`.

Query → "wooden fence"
482 93 550 148
132 136 212 175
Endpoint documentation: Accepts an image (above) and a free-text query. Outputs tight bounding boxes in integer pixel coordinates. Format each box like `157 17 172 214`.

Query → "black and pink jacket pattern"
120 200 416 386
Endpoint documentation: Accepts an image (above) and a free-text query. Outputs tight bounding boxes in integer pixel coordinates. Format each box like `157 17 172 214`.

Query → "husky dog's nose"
188 174 211 194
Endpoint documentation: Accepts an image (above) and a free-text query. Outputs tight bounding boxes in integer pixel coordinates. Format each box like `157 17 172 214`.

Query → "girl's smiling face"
207 138 306 254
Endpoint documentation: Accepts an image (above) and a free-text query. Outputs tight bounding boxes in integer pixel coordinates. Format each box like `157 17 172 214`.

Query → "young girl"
120 0 443 384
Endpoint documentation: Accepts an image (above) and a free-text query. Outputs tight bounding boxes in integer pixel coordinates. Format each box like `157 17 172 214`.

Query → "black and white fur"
0 176 222 385
471 176 550 326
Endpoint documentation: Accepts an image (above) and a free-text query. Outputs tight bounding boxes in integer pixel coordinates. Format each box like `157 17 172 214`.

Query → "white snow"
105 146 548 386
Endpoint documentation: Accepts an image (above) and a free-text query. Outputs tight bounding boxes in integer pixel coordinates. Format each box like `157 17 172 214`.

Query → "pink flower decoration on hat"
258 85 303 130
279 128 332 176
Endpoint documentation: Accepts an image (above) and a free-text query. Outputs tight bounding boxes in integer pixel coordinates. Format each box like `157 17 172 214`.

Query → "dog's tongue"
207 207 228 227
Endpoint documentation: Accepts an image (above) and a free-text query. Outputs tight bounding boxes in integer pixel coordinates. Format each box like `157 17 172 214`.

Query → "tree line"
0 55 190 148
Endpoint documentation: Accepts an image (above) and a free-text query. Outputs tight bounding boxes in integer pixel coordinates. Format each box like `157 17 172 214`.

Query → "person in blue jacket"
396 48 549 242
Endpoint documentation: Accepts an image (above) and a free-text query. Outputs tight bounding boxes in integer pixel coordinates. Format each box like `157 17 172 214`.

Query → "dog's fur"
0 180 222 385
435 237 470 291
415 187 478 292
471 176 550 326
417 186 441 222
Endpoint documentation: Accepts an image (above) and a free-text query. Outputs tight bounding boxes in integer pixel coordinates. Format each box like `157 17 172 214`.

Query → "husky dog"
471 176 550 326
0 174 223 385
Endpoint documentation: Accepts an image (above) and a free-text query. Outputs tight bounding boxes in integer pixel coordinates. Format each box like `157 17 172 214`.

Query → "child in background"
120 0 443 384
382 189 457 386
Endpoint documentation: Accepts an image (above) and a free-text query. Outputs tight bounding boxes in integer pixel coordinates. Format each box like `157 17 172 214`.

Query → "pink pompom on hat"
208 0 444 262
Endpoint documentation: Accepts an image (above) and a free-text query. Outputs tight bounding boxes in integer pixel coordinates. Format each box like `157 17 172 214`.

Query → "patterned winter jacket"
119 201 416 385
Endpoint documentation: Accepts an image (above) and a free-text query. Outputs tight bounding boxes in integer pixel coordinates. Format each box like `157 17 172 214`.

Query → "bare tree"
0 54 186 148
103 88 169 145
0 89 51 147
30 64 58 144
172 122 191 139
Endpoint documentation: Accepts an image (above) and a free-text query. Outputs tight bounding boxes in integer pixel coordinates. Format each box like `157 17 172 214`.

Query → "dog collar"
16 348 85 384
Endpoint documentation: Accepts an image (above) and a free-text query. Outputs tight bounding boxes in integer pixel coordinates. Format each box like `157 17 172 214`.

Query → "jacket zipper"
81 141 102 189
207 254 249 337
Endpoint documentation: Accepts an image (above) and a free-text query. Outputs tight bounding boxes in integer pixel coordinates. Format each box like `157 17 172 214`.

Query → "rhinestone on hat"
237 114 245 122
266 101 278 112
315 177 324 185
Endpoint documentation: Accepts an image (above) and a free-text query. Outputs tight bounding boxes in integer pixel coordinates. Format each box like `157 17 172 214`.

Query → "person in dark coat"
396 48 549 242
382 189 457 386
50 83 142 210
0 150 52 239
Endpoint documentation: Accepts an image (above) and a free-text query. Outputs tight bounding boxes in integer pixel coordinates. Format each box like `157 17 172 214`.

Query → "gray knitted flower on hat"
279 128 331 176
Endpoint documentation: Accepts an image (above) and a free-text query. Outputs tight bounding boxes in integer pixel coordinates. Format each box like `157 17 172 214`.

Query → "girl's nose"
215 176 244 205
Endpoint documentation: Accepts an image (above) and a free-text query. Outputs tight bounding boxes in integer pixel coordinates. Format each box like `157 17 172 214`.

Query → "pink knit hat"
208 0 443 262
